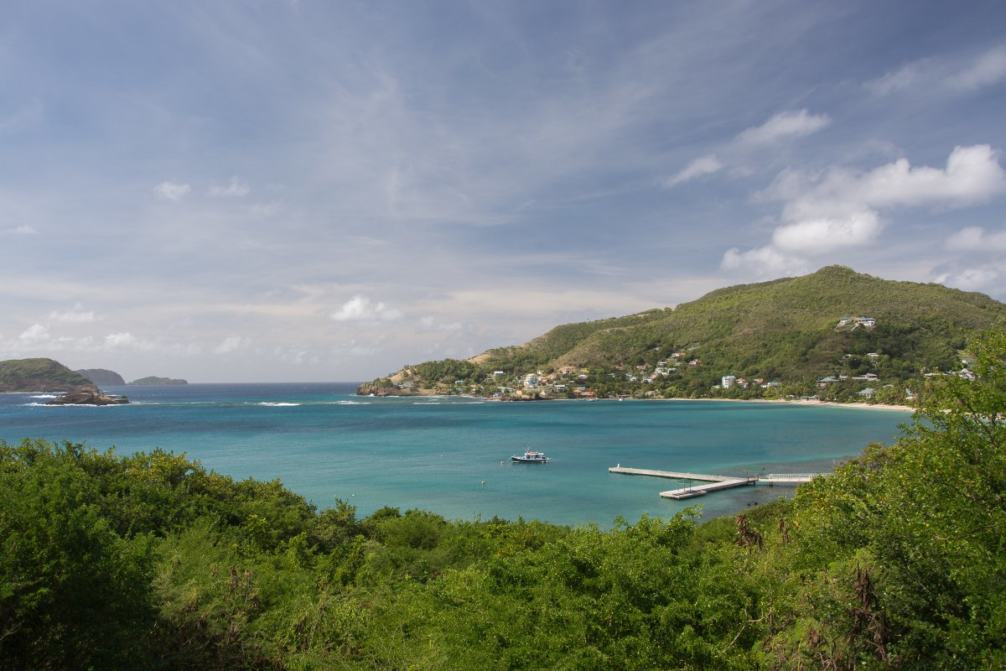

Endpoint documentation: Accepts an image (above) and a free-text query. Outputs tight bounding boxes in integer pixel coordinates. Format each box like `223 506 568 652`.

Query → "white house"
523 373 540 389
721 375 736 389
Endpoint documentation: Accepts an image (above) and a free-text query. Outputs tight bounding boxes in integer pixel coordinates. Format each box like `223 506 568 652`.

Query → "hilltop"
359 266 1006 403
0 358 95 392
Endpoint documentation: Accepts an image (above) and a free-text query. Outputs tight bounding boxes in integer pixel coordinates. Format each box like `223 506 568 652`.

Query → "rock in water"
47 386 129 406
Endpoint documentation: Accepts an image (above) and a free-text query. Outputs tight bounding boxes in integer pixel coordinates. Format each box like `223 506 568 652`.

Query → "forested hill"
359 266 1006 400
0 358 94 392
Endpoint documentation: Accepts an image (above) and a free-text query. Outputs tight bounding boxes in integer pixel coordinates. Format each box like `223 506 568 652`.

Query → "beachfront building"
721 375 736 389
523 373 540 389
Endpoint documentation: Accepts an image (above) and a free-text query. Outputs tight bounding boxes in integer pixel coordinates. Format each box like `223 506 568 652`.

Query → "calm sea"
0 383 908 526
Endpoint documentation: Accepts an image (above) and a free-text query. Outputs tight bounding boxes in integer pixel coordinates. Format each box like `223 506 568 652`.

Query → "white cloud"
669 110 829 188
665 154 723 187
736 109 831 146
845 145 1003 209
725 145 1006 275
154 181 192 201
331 295 402 322
867 45 1006 96
865 60 930 96
949 45 1006 91
770 211 882 255
418 316 463 331
209 177 251 198
721 246 808 277
49 304 97 323
946 226 1006 252
1 225 38 236
214 335 251 354
935 267 1000 291
19 323 50 342
103 332 154 350
767 145 1005 217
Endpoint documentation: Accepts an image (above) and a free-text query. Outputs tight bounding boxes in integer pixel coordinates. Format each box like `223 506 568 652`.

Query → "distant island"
129 376 188 386
0 358 128 405
76 368 126 386
359 266 1006 405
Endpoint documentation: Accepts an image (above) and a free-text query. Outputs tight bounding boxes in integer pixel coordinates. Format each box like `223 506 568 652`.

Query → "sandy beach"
661 396 915 413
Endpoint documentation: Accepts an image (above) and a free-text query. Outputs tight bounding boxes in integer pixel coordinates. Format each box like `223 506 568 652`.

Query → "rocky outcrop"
76 368 126 386
356 380 426 396
46 386 129 406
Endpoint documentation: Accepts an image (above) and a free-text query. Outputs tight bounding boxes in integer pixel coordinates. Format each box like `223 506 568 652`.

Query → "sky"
1 1 1005 382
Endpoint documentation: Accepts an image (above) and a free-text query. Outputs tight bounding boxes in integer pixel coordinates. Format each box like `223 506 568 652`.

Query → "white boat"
511 449 549 464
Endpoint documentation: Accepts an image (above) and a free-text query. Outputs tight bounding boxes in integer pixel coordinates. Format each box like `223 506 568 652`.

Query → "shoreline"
362 390 915 413
657 396 915 413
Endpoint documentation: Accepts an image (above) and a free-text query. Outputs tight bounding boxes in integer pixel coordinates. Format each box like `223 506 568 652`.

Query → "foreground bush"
1 332 1004 670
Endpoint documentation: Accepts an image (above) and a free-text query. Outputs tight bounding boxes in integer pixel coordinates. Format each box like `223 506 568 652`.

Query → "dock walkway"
609 465 821 500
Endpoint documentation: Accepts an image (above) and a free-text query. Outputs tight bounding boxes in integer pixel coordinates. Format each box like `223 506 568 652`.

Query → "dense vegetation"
0 357 93 392
3 332 1005 669
361 267 1006 401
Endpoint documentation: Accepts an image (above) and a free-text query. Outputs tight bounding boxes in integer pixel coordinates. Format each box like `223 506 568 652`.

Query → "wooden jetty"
608 465 820 500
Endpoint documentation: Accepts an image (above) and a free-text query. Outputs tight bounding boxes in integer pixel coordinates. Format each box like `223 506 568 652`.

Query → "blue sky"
1 1 1005 381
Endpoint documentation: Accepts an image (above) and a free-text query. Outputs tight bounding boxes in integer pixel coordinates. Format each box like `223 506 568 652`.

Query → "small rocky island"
46 386 129 406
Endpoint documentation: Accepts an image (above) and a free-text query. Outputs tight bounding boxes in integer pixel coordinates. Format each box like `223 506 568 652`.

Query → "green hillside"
360 266 1006 401
0 358 94 392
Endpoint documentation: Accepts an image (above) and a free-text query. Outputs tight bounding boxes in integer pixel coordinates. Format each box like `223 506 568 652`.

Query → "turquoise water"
0 384 908 526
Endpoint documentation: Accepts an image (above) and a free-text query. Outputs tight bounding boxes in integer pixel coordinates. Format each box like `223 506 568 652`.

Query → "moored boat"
511 449 549 463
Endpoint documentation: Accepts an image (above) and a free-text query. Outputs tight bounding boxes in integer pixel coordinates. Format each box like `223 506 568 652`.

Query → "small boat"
512 449 549 464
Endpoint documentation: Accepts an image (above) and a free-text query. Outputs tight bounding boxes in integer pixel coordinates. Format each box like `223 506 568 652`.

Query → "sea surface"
0 383 909 526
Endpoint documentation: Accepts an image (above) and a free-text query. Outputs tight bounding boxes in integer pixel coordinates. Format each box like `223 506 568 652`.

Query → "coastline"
361 389 915 413
658 396 915 413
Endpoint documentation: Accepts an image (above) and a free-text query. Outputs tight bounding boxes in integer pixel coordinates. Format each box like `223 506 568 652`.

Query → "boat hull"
511 456 549 463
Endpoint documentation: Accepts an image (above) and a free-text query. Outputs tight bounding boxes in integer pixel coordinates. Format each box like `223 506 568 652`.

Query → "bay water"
0 383 908 526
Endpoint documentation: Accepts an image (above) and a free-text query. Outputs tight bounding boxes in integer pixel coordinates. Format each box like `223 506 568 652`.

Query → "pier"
608 465 821 500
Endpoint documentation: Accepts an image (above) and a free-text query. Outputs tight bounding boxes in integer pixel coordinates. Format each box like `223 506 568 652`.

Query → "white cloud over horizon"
154 181 192 201
665 154 723 187
946 226 1006 252
736 109 832 146
666 109 830 188
49 304 97 323
0 224 38 236
724 145 1006 275
331 296 403 323
867 44 1006 96
208 177 250 198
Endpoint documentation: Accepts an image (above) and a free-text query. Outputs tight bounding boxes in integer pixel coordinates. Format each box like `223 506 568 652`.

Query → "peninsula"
359 266 1006 405
0 357 129 405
